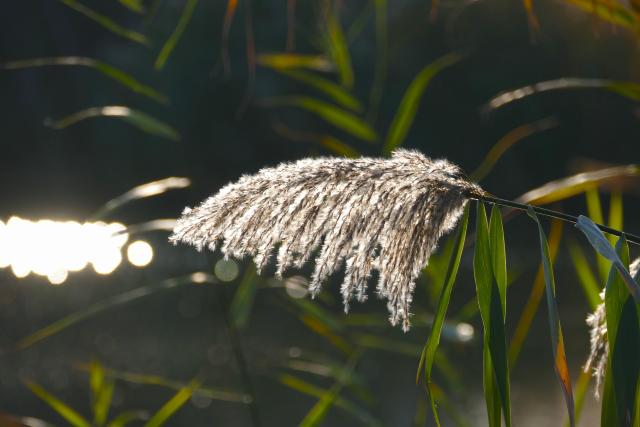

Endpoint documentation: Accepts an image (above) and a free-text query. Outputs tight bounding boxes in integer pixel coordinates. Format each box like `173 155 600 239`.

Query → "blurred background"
0 0 639 425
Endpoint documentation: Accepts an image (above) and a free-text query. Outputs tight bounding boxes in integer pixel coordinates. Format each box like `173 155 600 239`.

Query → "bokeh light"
127 240 154 267
0 216 141 284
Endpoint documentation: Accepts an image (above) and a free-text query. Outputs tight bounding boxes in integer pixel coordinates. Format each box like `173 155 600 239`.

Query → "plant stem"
468 193 640 246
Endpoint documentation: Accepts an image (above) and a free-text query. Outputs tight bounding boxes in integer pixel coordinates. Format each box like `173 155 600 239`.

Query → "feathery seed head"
170 149 482 331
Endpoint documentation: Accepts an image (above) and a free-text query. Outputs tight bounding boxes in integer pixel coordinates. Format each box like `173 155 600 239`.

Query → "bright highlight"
127 240 154 267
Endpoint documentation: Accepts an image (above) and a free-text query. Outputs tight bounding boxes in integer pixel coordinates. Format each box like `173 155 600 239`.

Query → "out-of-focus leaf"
563 0 639 31
271 122 359 158
14 273 215 350
264 68 362 111
416 206 469 426
522 0 540 31
566 370 591 427
603 238 639 426
46 106 180 141
567 240 601 310
427 383 471 427
230 264 258 329
509 219 563 366
107 411 149 427
76 363 249 403
57 0 148 44
383 53 461 154
25 381 91 427
89 360 113 426
154 0 198 70
119 219 177 237
143 379 200 427
257 54 333 71
585 188 610 282
470 117 558 181
527 208 575 427
90 177 190 219
517 165 640 206
608 191 624 246
484 78 640 113
221 0 239 75
118 0 145 13
473 202 511 427
325 11 353 89
575 215 640 302
0 57 168 104
278 374 381 427
262 96 377 142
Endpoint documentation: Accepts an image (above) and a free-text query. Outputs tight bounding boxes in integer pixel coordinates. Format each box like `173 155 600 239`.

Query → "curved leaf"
154 0 198 70
0 57 168 104
47 106 180 141
383 53 461 154
325 11 353 89
25 381 91 427
143 379 200 427
256 54 334 72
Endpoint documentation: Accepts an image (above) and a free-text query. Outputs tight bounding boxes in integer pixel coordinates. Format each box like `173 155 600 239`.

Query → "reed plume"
170 149 484 330
585 257 640 397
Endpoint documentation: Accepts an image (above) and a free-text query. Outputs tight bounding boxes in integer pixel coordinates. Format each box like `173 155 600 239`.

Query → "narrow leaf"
0 57 168 104
46 106 180 141
107 411 149 427
383 53 461 154
118 0 145 13
155 0 198 70
256 53 333 71
417 206 469 426
143 379 200 427
25 381 91 427
567 240 601 310
325 12 353 88
527 208 575 427
230 264 258 329
575 215 640 303
262 96 377 142
58 0 148 45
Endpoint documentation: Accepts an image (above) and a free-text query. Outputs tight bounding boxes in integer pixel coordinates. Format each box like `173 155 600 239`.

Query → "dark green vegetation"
1 0 640 425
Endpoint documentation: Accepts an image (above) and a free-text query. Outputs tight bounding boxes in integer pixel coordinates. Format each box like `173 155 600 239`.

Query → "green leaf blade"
25 381 92 427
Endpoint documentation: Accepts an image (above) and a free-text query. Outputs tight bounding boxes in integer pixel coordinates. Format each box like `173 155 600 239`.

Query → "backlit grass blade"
14 273 215 350
517 165 640 206
90 360 114 426
118 0 145 13
47 106 180 141
566 369 591 427
57 0 148 45
256 54 333 71
107 411 149 427
263 68 362 111
143 379 200 427
527 208 575 427
608 191 624 246
575 215 640 302
603 237 639 427
230 264 258 329
278 374 381 426
271 122 360 158
484 78 640 113
261 96 377 142
383 53 461 154
154 0 198 70
0 57 168 104
416 206 469 426
473 202 511 427
562 0 639 31
25 381 91 427
585 188 610 282
509 219 563 366
325 11 353 89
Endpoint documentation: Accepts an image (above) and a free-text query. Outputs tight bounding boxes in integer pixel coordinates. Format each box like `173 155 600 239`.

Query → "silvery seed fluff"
584 257 640 398
170 149 484 331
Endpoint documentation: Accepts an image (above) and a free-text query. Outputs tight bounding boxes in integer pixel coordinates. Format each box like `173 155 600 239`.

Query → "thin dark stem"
469 193 640 246
214 283 262 427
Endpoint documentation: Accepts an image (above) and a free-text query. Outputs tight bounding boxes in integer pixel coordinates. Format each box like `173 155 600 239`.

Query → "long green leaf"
417 205 469 426
14 273 215 350
118 0 145 13
107 411 149 427
325 11 353 88
154 0 198 70
262 96 377 142
57 0 148 45
264 68 362 111
567 240 601 310
585 188 610 282
46 106 180 141
89 360 114 426
230 264 258 329
143 379 200 427
527 208 575 427
25 381 91 427
383 53 461 154
256 53 333 71
603 237 639 427
575 215 640 303
0 57 168 104
473 202 511 427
